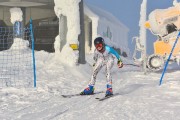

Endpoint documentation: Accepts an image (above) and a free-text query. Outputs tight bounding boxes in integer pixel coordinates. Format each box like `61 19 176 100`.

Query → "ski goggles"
95 43 103 48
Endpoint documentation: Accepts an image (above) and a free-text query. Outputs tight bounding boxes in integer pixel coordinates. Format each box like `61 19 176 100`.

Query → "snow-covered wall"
54 0 81 66
84 4 130 55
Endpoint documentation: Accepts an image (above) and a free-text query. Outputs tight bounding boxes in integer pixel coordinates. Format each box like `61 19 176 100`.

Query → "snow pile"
54 0 81 66
9 7 23 24
10 38 29 51
54 35 61 56
0 37 33 88
59 44 79 66
54 35 79 66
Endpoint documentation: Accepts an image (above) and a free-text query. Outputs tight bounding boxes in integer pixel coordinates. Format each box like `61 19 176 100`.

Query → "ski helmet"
94 37 105 52
94 37 105 47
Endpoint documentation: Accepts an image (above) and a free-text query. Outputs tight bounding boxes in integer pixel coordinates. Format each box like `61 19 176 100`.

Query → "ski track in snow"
0 52 180 120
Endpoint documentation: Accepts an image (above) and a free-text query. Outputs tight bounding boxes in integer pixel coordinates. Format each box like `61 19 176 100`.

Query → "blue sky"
84 0 178 55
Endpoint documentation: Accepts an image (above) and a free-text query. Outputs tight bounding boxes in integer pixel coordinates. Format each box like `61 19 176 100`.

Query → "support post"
78 0 86 64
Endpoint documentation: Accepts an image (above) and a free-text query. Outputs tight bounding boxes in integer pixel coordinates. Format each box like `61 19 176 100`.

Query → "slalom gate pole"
159 32 180 86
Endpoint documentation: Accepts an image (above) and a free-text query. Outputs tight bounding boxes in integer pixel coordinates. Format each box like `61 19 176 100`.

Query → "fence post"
29 18 37 88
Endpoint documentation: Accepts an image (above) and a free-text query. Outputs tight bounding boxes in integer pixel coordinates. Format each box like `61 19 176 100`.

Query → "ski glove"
117 59 123 68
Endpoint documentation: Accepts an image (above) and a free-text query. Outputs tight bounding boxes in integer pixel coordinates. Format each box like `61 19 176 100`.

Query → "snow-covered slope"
0 51 180 120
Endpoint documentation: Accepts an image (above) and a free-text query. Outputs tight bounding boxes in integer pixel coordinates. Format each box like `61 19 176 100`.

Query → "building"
84 3 129 56
0 0 129 57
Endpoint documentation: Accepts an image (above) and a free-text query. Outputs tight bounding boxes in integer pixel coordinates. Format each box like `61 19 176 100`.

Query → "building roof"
84 3 129 32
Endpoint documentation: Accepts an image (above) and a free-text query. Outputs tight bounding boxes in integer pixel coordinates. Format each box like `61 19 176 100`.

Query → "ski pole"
124 63 140 67
159 31 180 86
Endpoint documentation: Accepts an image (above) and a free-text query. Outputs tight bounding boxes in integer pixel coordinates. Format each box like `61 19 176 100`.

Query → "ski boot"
80 85 94 95
105 84 113 97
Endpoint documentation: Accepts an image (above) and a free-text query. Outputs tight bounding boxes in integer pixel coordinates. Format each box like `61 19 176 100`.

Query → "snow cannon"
145 5 180 71
145 5 180 36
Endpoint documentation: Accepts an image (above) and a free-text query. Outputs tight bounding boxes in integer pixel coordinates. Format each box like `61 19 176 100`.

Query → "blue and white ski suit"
89 45 121 86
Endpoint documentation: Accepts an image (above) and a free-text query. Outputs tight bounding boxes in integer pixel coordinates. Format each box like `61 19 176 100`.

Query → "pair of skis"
95 93 120 101
61 91 119 101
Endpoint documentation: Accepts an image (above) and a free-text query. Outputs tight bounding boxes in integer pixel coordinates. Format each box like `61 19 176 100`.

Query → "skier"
80 37 123 97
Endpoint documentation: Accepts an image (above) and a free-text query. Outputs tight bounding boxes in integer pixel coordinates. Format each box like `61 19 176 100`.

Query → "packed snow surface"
0 51 180 120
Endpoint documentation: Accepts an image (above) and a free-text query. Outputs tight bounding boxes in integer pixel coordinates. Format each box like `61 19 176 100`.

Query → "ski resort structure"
133 0 180 72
